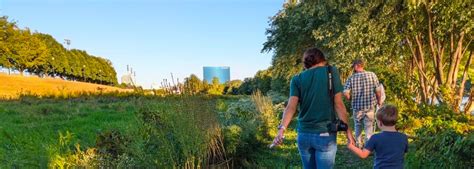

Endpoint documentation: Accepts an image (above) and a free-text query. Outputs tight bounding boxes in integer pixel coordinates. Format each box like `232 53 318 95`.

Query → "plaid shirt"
344 71 379 111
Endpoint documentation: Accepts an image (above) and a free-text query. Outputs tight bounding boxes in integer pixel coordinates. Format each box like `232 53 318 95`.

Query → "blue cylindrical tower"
203 66 230 84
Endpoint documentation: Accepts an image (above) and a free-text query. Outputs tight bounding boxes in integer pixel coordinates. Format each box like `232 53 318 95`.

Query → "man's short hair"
376 104 398 126
352 59 364 68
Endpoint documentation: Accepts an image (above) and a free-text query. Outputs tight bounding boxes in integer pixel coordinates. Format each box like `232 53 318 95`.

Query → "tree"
0 17 17 74
0 17 119 85
262 0 473 113
36 33 68 77
224 80 243 95
184 74 204 94
403 0 473 112
207 77 225 95
8 29 48 75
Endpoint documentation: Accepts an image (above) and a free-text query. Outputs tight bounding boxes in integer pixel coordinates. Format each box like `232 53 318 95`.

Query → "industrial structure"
203 66 230 84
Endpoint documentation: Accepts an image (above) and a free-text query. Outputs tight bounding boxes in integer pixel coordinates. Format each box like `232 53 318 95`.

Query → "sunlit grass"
0 73 131 99
261 127 373 168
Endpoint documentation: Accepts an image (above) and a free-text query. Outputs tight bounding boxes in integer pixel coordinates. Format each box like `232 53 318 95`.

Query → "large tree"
262 0 473 113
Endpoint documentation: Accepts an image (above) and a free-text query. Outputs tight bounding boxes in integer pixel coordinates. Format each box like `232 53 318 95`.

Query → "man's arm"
343 77 351 100
373 74 382 105
375 88 382 106
272 96 299 145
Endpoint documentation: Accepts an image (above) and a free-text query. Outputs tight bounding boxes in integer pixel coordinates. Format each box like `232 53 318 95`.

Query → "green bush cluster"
406 104 474 168
217 92 284 167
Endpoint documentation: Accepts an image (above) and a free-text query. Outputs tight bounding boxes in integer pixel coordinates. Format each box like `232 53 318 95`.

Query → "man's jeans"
297 132 337 169
353 108 375 147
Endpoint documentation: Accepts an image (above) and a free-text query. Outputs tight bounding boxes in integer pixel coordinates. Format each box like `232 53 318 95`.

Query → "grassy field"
0 95 374 168
0 96 139 167
0 73 131 99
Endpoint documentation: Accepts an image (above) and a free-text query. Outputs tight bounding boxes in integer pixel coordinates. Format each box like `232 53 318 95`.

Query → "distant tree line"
177 74 244 95
0 17 118 85
179 73 276 96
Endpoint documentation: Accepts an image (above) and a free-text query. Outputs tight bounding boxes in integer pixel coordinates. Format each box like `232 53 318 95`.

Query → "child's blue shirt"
365 131 408 169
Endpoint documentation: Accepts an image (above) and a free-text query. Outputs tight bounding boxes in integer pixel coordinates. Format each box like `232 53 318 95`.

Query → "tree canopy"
260 0 473 113
0 17 118 85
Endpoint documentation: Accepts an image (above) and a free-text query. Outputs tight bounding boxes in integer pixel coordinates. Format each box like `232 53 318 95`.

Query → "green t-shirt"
289 66 343 133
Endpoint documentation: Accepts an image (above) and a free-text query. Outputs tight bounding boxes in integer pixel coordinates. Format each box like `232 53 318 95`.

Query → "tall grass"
251 90 278 137
0 94 233 168
133 96 229 168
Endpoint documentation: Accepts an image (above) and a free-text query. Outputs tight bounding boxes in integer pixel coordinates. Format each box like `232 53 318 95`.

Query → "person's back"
272 47 355 169
347 105 408 169
344 59 382 148
293 66 342 133
346 71 379 111
366 131 408 169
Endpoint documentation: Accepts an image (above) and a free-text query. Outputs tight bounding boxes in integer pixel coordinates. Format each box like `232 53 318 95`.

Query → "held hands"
346 130 356 148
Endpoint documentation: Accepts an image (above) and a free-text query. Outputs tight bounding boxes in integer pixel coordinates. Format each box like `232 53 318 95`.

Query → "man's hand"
343 90 351 100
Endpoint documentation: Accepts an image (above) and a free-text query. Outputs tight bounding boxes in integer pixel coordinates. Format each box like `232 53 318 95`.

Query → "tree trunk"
407 37 430 103
447 32 464 89
457 51 473 113
451 32 465 88
426 6 444 86
465 89 474 115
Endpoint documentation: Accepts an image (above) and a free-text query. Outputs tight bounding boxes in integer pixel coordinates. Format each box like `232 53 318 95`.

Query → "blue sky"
1 0 283 88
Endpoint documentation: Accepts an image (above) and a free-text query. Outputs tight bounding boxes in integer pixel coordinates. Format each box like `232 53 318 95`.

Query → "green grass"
0 97 140 167
245 129 374 168
0 95 374 168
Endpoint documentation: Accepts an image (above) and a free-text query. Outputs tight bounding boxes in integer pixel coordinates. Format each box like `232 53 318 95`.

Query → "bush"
406 105 474 168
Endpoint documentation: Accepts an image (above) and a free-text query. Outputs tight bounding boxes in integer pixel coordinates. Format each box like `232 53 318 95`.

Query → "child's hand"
347 141 356 149
346 135 356 149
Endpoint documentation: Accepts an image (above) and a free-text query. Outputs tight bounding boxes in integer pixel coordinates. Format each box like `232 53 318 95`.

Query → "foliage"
223 80 242 95
207 77 225 95
131 96 227 168
251 90 279 138
262 0 473 111
237 69 273 95
405 104 473 168
183 74 204 95
0 17 118 85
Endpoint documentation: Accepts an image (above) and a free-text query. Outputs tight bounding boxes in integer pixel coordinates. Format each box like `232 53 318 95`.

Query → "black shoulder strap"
327 65 338 121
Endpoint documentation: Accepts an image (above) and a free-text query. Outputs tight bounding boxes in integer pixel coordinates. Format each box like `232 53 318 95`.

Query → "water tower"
203 66 230 84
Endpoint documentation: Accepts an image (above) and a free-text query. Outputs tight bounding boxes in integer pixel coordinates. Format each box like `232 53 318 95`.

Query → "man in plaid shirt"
344 59 383 147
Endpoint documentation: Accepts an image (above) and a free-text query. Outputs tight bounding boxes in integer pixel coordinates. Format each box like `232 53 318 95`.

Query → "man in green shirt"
272 47 354 169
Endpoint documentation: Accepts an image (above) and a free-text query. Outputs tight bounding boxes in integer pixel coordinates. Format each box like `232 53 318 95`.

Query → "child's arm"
347 143 371 159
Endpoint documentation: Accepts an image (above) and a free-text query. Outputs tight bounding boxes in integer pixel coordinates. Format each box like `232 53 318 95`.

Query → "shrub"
406 105 474 168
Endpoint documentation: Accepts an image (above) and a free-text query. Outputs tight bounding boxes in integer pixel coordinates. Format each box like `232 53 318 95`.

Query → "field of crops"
0 73 131 99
